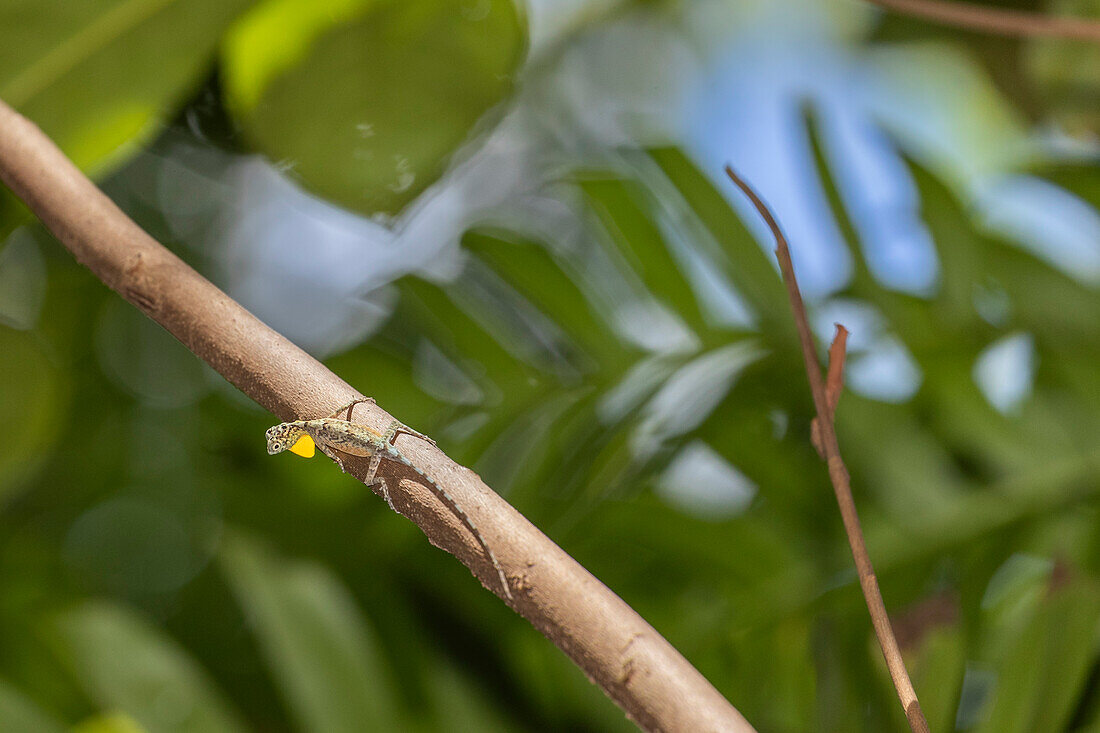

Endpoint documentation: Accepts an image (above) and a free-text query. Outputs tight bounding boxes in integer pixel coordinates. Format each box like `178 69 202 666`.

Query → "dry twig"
725 166 930 733
867 0 1100 42
811 325 849 458
0 96 756 733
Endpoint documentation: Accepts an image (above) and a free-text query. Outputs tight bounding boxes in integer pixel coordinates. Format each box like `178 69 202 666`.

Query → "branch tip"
812 324 849 459
825 323 849 416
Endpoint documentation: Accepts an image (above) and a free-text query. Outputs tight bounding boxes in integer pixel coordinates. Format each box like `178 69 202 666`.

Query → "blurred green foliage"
2 1 1100 732
222 0 526 214
0 0 254 232
1027 0 1100 135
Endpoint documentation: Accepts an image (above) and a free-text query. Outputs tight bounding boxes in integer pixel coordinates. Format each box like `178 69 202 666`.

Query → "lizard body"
266 399 512 601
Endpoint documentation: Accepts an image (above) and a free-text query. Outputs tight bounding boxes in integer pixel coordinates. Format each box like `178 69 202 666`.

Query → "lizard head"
266 423 315 458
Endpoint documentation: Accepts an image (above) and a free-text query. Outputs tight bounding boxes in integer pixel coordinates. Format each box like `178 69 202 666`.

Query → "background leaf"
0 678 67 733
219 532 405 733
222 0 526 214
0 326 66 503
0 0 255 174
52 602 248 733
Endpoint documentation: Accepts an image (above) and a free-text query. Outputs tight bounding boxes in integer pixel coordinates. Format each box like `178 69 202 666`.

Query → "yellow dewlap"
290 434 316 458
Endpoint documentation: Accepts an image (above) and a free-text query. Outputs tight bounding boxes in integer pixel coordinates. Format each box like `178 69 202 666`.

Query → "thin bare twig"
824 325 849 415
812 325 849 459
867 0 1100 42
725 166 930 733
0 96 756 733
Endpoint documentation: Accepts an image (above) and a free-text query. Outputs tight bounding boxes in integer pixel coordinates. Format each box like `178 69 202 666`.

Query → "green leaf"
464 229 634 375
52 602 247 733
0 0 255 175
219 533 405 733
73 712 148 733
580 175 710 338
0 678 67 733
503 631 635 733
867 42 1027 187
975 577 1100 733
0 326 66 503
222 0 526 215
646 147 789 326
905 625 966 733
1025 0 1100 136
424 662 523 732
93 297 212 409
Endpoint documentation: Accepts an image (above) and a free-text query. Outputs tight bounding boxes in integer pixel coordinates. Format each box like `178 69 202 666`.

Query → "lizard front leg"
326 397 376 421
315 441 348 473
382 420 437 447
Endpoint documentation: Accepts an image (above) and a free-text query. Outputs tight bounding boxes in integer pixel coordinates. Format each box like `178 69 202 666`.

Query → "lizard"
265 398 513 601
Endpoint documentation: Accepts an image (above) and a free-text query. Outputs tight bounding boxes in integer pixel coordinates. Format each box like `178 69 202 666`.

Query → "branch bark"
725 166 930 733
0 97 754 733
867 0 1100 41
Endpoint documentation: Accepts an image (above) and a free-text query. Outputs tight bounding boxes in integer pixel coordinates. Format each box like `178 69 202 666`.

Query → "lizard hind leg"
365 453 396 511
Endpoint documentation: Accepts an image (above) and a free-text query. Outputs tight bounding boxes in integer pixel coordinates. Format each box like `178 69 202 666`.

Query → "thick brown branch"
0 97 754 733
867 0 1100 41
725 166 929 733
